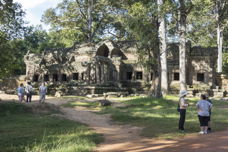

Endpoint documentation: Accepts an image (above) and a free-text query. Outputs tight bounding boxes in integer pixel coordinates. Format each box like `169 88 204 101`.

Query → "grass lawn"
65 95 228 139
0 102 103 152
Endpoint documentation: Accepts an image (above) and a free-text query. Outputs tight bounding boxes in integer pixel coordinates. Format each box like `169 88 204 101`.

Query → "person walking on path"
196 94 212 134
39 82 47 103
206 94 212 132
25 82 33 103
178 90 188 131
17 83 25 102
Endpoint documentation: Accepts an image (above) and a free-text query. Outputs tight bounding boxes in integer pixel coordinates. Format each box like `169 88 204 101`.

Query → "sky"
14 0 62 30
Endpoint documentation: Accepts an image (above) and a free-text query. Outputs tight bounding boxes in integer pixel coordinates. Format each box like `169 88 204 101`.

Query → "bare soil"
1 94 228 152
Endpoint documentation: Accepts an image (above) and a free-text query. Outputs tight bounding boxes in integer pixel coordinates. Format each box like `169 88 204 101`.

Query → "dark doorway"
197 73 204 82
136 72 143 80
44 75 49 82
173 72 179 81
127 72 133 80
53 74 58 82
96 44 109 57
81 73 84 80
62 74 67 81
33 74 39 82
73 73 79 80
151 72 153 80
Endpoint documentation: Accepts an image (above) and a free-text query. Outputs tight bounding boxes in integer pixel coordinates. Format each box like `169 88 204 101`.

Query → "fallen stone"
55 91 62 97
99 100 111 106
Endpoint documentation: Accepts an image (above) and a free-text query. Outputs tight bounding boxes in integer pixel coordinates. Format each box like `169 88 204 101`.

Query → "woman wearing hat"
178 90 188 131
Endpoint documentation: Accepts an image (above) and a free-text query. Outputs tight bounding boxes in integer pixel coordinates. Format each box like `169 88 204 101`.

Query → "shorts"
198 115 210 126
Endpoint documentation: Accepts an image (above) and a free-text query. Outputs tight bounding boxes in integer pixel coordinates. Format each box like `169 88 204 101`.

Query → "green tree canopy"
42 0 118 46
0 0 25 78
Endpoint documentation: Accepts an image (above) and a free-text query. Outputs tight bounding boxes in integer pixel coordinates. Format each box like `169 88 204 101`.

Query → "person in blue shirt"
39 82 47 103
17 83 25 102
205 94 212 132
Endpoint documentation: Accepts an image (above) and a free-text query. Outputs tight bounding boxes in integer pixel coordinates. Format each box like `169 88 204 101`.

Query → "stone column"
86 64 91 85
104 64 108 83
90 65 96 84
112 57 122 87
101 63 105 84
96 64 100 84
115 65 120 82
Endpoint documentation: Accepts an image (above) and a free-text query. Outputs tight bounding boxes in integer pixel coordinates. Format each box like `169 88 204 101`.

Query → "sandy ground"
1 94 228 152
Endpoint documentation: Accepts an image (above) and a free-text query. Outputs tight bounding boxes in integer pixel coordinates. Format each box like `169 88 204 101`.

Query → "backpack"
177 103 180 112
177 98 181 112
26 85 33 95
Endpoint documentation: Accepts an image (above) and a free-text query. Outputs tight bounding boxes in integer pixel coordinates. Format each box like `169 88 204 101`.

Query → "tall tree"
0 0 25 78
214 0 228 73
168 0 193 91
157 0 168 95
115 1 162 97
42 0 115 45
183 0 227 74
178 0 188 91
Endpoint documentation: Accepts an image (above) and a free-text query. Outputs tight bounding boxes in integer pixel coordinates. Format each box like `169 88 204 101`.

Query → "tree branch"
75 0 87 20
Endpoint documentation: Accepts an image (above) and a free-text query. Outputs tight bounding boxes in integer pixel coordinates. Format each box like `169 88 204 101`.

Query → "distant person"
25 82 33 102
196 94 212 134
178 90 188 131
17 83 25 102
39 82 47 103
205 94 212 132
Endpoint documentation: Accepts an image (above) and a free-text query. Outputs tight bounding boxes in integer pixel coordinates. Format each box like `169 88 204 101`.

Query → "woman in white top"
178 90 188 131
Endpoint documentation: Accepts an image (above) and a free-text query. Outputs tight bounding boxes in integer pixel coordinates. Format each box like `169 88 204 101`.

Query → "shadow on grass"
0 102 103 152
99 96 228 139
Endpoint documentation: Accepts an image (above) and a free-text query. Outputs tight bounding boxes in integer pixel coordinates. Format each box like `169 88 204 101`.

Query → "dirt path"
1 94 228 152
45 97 228 152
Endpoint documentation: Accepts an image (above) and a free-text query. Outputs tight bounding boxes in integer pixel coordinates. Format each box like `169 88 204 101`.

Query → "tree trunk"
217 25 223 73
149 68 162 98
157 0 168 95
148 47 162 98
216 0 223 73
179 0 187 91
87 0 93 42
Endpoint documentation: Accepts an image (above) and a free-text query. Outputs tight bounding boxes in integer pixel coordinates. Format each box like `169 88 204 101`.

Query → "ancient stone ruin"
23 40 224 97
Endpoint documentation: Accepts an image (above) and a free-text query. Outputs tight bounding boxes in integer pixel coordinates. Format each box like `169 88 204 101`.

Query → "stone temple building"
24 40 219 96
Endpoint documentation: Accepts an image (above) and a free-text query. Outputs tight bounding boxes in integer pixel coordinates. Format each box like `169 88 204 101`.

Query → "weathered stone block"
99 100 111 106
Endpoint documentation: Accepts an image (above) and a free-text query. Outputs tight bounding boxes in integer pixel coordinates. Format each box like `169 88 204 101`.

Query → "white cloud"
25 11 40 25
14 0 49 9
13 0 62 30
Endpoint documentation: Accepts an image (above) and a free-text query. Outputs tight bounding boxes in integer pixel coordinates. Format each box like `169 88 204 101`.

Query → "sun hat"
179 90 188 97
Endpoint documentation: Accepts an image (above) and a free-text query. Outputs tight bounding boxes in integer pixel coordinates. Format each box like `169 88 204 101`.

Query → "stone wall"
220 74 228 91
21 40 220 96
0 75 26 92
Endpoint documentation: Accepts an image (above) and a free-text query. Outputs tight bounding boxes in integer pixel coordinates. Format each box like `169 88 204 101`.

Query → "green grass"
106 96 228 139
66 95 228 139
0 102 103 152
62 96 89 100
63 101 100 109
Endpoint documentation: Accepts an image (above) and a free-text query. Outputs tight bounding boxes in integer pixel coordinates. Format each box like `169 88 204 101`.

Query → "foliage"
110 0 159 63
187 0 217 47
42 0 117 45
0 0 25 39
23 26 66 53
0 1 25 78
0 102 103 152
